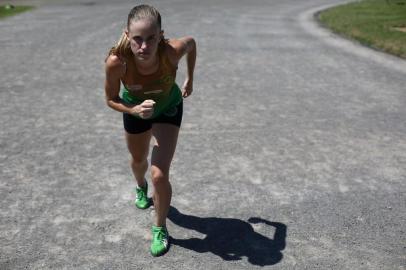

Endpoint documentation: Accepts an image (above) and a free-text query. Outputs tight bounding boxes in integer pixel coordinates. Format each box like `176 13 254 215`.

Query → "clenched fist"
131 99 156 119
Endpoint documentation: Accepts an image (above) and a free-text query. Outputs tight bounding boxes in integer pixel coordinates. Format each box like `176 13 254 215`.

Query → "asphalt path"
1 0 405 269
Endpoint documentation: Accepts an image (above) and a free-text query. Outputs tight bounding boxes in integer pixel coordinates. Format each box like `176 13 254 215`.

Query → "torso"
121 41 178 103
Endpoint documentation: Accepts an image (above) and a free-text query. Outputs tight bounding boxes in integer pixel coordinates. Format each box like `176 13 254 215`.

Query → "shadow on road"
168 206 287 266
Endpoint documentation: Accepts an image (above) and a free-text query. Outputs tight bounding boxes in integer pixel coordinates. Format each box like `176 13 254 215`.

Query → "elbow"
105 95 111 107
105 96 117 109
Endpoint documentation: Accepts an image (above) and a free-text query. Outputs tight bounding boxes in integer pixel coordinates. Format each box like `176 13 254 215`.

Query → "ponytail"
106 32 131 61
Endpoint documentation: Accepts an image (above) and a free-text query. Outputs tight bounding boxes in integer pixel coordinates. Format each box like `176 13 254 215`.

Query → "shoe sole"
150 240 170 257
135 198 153 209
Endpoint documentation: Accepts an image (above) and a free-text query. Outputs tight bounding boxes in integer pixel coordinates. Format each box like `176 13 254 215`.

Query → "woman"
104 4 196 256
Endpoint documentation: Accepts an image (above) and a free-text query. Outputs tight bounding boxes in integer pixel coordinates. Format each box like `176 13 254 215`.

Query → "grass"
0 5 34 19
318 0 406 59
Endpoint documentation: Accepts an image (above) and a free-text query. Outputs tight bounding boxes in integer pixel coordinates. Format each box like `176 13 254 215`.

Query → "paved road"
1 0 405 269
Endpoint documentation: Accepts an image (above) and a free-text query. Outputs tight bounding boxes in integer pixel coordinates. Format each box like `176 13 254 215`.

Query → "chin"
136 53 151 61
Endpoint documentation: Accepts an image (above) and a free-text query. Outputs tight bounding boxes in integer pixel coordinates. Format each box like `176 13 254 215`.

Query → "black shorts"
123 101 183 134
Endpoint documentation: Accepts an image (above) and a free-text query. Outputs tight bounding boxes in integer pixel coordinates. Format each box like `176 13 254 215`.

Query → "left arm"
169 36 197 98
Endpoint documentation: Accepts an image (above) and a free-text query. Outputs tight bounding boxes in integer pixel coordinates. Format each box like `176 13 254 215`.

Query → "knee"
131 155 147 167
151 166 169 186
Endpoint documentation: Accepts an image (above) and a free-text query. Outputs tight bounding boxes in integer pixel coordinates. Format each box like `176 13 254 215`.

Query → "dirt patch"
392 27 406 33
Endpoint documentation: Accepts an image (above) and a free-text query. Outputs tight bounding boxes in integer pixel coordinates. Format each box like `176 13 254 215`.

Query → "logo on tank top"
144 89 163 94
162 75 174 85
126 84 143 91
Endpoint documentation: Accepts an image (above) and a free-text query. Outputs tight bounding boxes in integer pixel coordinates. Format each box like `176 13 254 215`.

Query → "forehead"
128 19 160 36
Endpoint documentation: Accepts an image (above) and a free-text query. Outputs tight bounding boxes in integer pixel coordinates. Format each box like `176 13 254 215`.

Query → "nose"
141 41 148 49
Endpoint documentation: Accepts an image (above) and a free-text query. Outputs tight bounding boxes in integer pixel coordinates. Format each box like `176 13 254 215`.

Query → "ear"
124 29 130 40
160 30 165 40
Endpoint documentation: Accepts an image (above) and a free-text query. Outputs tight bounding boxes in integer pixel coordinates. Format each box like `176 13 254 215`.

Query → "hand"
131 99 155 119
181 78 193 98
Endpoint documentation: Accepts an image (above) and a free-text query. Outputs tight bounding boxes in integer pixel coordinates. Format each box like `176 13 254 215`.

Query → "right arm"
104 55 155 118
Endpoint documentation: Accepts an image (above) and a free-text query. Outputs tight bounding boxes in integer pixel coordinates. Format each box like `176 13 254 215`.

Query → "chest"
122 62 176 97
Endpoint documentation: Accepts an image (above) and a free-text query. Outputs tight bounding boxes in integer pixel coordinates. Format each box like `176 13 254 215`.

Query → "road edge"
298 2 406 74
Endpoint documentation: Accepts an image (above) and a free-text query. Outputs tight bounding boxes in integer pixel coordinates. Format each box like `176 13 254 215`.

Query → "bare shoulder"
167 37 195 54
166 37 196 63
105 54 126 78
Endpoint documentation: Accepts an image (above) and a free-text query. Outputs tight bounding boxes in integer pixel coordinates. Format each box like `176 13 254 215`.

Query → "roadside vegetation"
318 0 406 59
0 5 34 19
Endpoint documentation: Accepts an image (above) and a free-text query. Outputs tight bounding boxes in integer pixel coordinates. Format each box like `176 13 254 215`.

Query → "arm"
104 55 155 118
169 36 197 98
104 55 132 114
180 36 196 98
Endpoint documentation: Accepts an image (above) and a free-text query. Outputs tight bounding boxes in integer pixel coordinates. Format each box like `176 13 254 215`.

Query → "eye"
147 35 156 42
133 36 143 43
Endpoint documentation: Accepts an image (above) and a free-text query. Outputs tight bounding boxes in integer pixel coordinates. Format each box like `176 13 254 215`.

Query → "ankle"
137 179 147 189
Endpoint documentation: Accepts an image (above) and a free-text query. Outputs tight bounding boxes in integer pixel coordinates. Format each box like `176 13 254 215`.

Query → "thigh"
125 129 152 162
151 123 180 173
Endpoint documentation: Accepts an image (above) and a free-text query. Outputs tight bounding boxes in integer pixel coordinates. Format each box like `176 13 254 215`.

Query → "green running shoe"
135 182 150 209
150 226 169 257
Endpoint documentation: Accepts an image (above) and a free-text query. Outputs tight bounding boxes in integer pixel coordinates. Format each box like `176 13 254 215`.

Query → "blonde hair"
107 5 163 60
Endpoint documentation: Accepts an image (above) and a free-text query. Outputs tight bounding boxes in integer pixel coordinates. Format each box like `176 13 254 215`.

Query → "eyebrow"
133 34 156 39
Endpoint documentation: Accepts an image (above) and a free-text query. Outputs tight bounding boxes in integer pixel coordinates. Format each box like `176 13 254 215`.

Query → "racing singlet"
121 42 182 119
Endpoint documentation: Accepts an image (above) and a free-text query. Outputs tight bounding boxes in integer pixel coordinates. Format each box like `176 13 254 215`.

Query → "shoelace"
136 188 146 200
155 229 167 242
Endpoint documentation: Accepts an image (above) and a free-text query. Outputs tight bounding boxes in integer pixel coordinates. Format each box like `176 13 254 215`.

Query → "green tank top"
122 83 182 119
120 41 182 119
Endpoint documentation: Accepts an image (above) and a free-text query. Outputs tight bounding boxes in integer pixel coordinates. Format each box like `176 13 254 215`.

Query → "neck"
134 54 158 68
133 54 159 75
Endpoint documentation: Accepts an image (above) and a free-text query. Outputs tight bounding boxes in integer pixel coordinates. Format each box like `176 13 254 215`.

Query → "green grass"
0 5 34 19
318 0 406 59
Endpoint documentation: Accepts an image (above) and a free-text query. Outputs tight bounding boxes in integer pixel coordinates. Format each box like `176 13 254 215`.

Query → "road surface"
1 0 405 269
